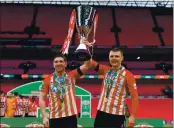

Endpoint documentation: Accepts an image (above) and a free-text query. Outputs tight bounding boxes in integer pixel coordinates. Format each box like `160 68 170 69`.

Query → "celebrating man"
90 48 139 128
39 54 90 128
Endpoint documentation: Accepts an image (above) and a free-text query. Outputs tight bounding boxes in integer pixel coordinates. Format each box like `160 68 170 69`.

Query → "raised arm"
91 59 110 75
69 58 110 79
68 59 91 79
79 59 91 75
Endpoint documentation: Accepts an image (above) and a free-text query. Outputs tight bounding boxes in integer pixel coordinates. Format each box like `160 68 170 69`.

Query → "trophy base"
75 49 91 61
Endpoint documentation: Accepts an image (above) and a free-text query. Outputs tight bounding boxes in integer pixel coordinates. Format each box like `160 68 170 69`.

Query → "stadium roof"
0 0 173 8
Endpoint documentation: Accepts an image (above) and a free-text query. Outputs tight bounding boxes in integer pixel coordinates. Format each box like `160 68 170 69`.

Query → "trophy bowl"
75 46 91 61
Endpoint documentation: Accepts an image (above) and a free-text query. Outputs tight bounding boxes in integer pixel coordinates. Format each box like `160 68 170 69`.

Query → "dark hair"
110 48 124 56
32 96 36 100
14 92 19 96
19 95 23 98
0 90 4 95
54 54 67 62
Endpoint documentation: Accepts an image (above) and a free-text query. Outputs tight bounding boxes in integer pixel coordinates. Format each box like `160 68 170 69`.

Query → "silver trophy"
75 6 98 61
61 6 98 61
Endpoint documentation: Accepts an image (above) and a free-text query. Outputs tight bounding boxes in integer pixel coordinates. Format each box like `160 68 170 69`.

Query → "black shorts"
27 115 36 117
25 113 28 117
94 110 125 128
49 115 77 128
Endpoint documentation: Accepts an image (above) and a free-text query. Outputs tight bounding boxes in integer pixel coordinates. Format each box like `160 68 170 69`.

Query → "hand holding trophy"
61 6 98 61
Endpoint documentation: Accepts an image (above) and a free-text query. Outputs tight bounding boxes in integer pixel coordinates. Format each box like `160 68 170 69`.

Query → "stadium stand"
156 15 173 46
115 8 160 46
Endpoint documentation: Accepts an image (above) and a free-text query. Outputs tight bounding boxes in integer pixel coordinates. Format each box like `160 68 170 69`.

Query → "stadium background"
0 0 173 127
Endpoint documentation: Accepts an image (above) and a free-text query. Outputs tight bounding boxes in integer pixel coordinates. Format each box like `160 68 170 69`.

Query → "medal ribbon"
105 70 117 99
53 72 67 103
104 66 124 99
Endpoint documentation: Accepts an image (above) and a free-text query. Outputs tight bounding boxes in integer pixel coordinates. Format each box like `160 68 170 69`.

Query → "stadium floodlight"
0 0 173 8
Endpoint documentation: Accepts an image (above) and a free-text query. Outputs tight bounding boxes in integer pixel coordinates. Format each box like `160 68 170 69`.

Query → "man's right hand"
43 117 49 128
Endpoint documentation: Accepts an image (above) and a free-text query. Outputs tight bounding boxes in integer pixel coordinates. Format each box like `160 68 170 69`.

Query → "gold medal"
104 98 108 103
61 103 64 108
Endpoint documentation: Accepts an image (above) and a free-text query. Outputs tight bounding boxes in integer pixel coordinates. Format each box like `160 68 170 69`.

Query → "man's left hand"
128 115 135 123
128 115 135 127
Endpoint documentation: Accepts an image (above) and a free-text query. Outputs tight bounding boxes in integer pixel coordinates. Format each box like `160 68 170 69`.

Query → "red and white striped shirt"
97 64 139 116
41 70 79 119
14 97 23 116
0 96 6 116
23 99 30 114
28 102 38 116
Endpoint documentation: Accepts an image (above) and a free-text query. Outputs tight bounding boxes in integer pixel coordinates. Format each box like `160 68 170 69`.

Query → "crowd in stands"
0 91 38 118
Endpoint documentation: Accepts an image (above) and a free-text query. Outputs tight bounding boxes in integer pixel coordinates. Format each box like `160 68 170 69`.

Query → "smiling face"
109 50 123 68
53 57 67 73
